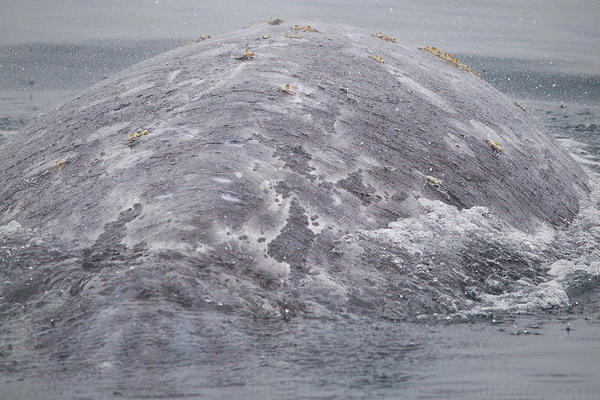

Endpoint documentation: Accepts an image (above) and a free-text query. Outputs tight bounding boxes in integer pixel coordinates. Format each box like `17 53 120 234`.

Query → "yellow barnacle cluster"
485 139 503 153
267 17 283 25
280 84 296 95
194 34 212 42
422 46 480 76
370 55 385 63
283 33 302 39
127 129 150 143
50 157 71 171
424 175 442 187
513 100 526 112
373 32 396 42
235 49 255 60
291 24 318 32
244 17 283 28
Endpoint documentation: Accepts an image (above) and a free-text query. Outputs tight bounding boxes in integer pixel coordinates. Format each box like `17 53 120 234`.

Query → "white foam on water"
362 197 555 259
557 137 600 166
469 139 600 315
548 260 600 278
474 280 570 314
0 220 23 235
351 195 575 316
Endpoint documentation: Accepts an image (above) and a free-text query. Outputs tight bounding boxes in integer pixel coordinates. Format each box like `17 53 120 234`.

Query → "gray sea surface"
1 2 600 399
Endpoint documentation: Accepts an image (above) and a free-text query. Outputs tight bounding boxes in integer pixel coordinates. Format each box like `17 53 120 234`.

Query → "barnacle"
422 46 480 76
370 55 385 63
244 17 284 28
280 84 296 95
283 33 302 39
50 157 71 171
193 34 212 42
373 32 396 42
485 139 503 153
127 129 150 143
235 49 255 60
513 100 526 111
291 25 318 32
424 175 442 186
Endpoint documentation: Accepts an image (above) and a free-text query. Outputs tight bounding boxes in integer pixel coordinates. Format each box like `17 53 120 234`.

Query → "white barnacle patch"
219 192 241 203
167 70 180 84
78 95 112 112
154 192 173 200
222 140 244 147
172 78 205 89
195 242 213 254
331 194 342 206
87 121 130 143
119 82 155 99
211 177 233 184
148 240 191 252
390 69 454 113
443 134 476 158
260 101 289 114
98 361 115 371
101 146 154 173
469 119 499 142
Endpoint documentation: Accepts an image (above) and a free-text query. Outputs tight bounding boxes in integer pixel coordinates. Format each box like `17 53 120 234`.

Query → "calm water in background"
1 1 600 399
1 0 599 128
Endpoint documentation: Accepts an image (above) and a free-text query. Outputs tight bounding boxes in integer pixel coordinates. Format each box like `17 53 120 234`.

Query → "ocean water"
2 3 600 399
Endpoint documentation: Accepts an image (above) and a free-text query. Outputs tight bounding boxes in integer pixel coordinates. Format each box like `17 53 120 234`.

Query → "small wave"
572 123 599 133
0 116 25 131
334 197 557 318
468 141 600 316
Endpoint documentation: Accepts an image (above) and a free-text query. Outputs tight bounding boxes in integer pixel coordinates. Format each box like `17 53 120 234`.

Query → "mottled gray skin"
0 22 591 393
0 22 588 337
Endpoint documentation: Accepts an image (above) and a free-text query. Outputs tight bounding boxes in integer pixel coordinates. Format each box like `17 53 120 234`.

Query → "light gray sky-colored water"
1 0 598 74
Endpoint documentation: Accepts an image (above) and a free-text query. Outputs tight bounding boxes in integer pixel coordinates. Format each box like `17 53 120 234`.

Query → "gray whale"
0 21 589 359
